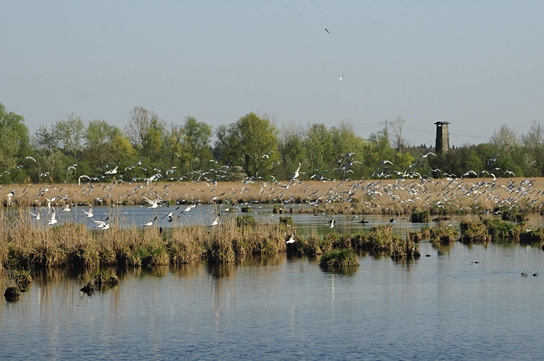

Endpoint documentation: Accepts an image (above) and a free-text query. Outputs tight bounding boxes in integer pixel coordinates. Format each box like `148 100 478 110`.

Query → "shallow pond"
2 241 544 360
24 204 544 236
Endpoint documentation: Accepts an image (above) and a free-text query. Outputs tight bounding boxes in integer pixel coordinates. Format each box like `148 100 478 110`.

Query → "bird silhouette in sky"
324 28 330 34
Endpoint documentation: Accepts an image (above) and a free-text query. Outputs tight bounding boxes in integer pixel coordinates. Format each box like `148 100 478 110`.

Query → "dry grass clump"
167 226 207 265
349 225 419 259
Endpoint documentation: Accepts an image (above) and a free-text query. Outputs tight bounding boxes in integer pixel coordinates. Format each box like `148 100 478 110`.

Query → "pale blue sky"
1 1 543 147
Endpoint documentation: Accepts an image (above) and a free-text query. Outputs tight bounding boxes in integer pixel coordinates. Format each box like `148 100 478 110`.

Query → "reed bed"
3 177 544 217
3 176 544 272
1 206 429 271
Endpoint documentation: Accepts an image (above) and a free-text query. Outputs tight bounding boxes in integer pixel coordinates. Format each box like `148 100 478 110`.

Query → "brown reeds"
1 205 429 271
3 177 544 271
3 177 544 217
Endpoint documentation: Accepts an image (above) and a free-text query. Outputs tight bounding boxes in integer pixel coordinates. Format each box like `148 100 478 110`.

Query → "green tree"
0 103 31 178
83 120 118 169
521 120 544 176
53 113 85 163
330 121 367 178
164 123 185 170
125 106 166 163
214 113 279 178
278 124 306 180
183 116 212 171
367 127 395 175
304 123 334 173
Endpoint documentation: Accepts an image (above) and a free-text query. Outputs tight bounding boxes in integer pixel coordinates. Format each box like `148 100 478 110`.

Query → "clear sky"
1 1 543 147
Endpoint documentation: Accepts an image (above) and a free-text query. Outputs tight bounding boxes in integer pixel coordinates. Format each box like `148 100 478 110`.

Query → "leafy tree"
521 120 544 176
304 123 334 173
125 106 166 163
0 103 31 177
214 124 237 164
330 121 367 178
53 113 85 163
83 120 118 169
164 123 185 170
278 124 306 180
490 125 518 157
182 116 212 171
368 127 395 170
33 124 58 152
214 113 279 178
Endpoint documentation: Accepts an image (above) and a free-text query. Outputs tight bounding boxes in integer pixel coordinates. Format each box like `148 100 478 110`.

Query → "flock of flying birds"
2 148 539 240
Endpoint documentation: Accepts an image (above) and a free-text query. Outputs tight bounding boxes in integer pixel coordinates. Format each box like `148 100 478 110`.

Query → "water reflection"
2 242 544 360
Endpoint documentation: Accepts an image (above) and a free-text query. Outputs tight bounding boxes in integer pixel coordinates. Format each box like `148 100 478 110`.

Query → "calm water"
2 241 544 360
27 204 544 233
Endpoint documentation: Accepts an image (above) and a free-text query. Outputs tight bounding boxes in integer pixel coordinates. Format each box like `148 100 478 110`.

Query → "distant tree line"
0 102 543 185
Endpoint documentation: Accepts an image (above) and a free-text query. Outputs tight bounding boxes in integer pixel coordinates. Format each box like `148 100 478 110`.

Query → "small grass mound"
459 220 491 244
236 215 256 228
319 249 359 271
483 218 522 241
520 228 544 245
14 270 33 292
411 210 430 223
430 226 459 246
80 270 120 295
279 217 293 226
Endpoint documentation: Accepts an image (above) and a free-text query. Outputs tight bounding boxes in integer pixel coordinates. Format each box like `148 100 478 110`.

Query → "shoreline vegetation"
2 178 544 274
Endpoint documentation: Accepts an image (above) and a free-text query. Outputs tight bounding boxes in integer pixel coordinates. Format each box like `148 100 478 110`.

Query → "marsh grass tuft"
483 218 521 241
430 226 459 246
319 249 359 271
411 210 430 223
81 270 120 295
459 220 491 244
14 269 33 292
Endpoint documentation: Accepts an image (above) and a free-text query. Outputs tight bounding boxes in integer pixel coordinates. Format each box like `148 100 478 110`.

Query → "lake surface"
2 241 544 360
26 203 544 234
